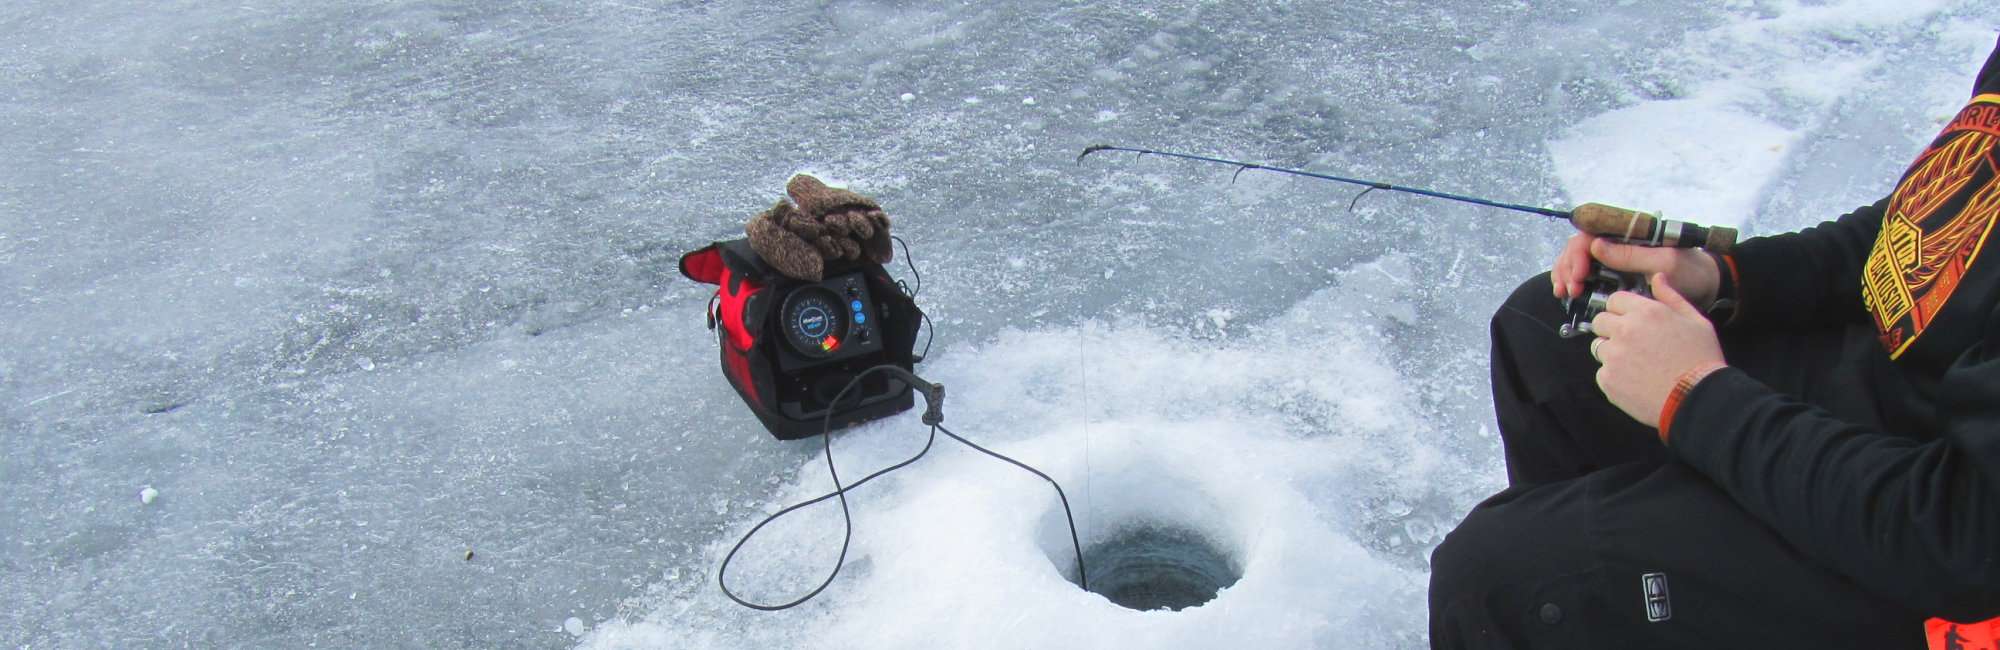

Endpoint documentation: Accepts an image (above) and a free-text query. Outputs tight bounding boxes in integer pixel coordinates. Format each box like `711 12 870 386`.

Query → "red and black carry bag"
679 239 922 440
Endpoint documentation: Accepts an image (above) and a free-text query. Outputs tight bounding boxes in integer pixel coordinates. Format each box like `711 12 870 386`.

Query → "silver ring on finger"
1590 337 1607 364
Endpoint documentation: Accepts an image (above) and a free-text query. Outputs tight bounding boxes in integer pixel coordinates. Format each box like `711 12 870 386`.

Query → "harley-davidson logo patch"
1863 94 2000 358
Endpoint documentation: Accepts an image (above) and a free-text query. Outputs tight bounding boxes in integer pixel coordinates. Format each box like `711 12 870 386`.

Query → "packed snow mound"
1551 99 1798 228
1550 0 1997 230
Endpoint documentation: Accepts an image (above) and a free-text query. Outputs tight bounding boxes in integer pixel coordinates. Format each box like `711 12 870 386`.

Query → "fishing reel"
1558 262 1649 339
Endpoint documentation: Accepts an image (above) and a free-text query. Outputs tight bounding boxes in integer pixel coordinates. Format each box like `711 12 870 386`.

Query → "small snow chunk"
1206 308 1235 330
1022 96 1036 105
899 92 914 102
963 96 982 105
357 357 376 371
140 486 158 505
1404 518 1437 544
1094 110 1119 123
1006 257 1026 269
563 617 586 636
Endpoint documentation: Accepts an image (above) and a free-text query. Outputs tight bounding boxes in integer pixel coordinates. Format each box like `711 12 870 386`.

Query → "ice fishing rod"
1078 144 1740 338
1076 145 1738 254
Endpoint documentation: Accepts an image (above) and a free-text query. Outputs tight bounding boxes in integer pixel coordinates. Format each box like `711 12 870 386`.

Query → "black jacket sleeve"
1723 197 1889 330
1667 314 2000 621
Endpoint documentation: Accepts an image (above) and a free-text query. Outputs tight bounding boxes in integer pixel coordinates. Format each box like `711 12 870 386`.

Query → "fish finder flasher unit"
680 239 923 440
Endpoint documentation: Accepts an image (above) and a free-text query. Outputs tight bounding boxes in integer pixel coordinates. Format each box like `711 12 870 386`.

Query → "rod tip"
1077 144 1113 165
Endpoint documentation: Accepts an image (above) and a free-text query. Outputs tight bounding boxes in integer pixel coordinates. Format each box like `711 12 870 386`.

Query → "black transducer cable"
717 364 1089 611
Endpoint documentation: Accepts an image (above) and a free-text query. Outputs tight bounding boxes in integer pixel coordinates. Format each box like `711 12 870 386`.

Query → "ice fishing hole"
1036 458 1246 611
1069 523 1241 611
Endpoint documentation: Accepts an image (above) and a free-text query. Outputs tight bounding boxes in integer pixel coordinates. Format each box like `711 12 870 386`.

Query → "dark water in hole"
1075 526 1241 611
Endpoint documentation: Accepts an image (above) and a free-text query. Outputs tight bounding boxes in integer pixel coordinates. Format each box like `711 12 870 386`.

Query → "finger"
1603 289 1661 316
1553 234 1590 299
1563 246 1587 299
1552 251 1569 299
1590 238 1675 274
1552 234 1568 290
1573 235 1602 297
1589 311 1623 338
1651 272 1700 316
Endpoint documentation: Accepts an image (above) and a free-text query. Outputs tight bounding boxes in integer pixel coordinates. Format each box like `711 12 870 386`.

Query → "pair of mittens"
746 175 893 282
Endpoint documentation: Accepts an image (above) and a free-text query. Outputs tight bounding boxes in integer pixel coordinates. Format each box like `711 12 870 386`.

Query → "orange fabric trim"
1927 616 2000 650
1658 362 1728 443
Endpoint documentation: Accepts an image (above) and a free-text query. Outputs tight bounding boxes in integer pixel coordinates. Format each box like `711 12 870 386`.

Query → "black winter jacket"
1671 37 2000 622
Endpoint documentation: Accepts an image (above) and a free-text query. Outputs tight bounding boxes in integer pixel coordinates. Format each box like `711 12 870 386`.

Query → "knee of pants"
1430 505 1503 606
1490 272 1560 336
1488 272 1581 410
1430 485 1585 607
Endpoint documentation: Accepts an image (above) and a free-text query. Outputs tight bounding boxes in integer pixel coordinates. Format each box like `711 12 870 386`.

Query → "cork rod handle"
1571 203 1737 254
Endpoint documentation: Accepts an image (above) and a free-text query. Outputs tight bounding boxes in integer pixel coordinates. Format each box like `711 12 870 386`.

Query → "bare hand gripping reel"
1557 204 1738 338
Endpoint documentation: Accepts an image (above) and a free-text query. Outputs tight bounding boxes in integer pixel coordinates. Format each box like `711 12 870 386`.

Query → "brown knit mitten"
746 174 893 281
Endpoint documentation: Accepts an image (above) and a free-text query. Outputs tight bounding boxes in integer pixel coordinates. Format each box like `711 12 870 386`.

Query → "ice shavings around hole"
582 271 1460 649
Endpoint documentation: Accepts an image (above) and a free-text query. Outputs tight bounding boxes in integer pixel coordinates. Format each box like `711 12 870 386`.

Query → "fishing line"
1078 326 1094 559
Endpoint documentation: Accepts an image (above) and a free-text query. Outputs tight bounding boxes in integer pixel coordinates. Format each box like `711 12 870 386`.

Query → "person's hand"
1551 233 1723 309
1588 274 1726 428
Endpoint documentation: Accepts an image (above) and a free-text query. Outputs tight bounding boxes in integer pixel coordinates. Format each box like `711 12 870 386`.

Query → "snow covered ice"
3 1 1996 648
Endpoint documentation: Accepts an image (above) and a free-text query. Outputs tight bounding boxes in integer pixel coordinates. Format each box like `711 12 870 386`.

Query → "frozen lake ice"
3 1 1995 647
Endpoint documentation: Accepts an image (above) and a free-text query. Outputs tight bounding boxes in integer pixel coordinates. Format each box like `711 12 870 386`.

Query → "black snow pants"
1428 273 1931 649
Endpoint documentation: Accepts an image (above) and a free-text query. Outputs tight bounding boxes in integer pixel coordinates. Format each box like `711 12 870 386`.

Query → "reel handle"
1559 261 1651 338
1572 203 1737 254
